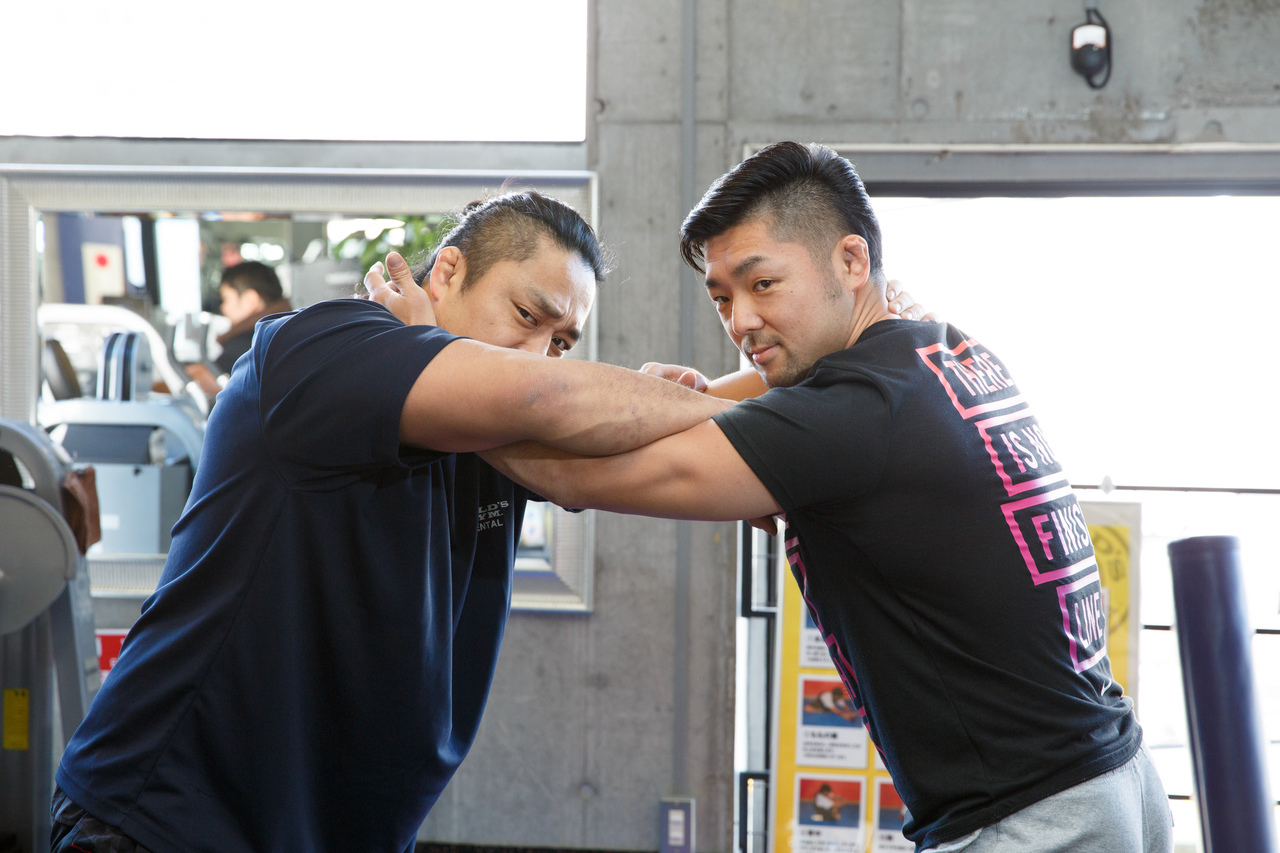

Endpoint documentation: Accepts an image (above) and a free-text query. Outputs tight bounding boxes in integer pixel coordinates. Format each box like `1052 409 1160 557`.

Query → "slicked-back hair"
679 142 884 283
220 261 284 303
411 190 609 291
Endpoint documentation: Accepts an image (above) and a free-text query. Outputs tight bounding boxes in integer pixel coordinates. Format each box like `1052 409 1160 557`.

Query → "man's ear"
242 289 267 315
835 234 872 293
427 246 467 303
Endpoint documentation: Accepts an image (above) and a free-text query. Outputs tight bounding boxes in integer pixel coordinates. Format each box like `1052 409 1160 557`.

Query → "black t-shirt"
714 320 1139 848
59 300 529 852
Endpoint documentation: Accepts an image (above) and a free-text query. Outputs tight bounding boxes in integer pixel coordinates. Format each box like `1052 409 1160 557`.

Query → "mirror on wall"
36 210 445 402
2 167 597 611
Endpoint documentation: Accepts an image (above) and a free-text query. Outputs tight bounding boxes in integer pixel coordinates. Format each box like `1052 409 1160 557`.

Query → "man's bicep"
714 382 889 509
400 339 547 452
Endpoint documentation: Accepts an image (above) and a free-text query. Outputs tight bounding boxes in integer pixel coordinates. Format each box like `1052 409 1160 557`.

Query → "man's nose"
730 300 764 337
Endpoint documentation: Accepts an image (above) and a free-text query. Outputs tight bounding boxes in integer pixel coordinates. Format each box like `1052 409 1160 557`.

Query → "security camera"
1071 8 1111 89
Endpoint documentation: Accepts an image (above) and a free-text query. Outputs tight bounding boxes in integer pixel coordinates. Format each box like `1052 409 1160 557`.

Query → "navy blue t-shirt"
714 320 1139 849
58 300 529 853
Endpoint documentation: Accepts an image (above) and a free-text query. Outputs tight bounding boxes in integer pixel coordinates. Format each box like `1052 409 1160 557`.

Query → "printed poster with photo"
872 779 914 852
800 605 835 669
794 775 864 853
797 675 867 768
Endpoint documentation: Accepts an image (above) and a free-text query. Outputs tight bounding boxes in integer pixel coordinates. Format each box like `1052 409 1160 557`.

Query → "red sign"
95 630 129 680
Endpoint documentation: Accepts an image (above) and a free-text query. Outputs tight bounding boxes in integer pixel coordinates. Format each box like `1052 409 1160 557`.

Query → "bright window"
875 196 1280 491
877 195 1280 849
0 0 587 142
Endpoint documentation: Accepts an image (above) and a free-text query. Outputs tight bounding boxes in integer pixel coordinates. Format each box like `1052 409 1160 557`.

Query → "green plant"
332 214 451 273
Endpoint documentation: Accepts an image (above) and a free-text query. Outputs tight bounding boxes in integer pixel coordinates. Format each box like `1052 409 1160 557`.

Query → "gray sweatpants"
921 743 1173 853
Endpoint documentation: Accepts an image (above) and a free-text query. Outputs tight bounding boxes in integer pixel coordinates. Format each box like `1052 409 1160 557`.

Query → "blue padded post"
1169 535 1277 853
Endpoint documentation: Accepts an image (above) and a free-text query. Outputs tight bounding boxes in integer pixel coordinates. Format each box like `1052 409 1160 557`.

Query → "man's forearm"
530 357 733 456
482 440 673 515
482 420 781 523
480 442 589 509
400 340 735 456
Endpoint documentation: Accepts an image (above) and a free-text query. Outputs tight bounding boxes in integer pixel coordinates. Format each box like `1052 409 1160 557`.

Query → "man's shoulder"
258 298 382 338
813 321 954 379
254 299 452 365
847 319 949 356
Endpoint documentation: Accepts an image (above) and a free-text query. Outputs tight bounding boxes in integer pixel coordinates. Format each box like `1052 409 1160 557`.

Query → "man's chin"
756 350 821 388
759 366 806 389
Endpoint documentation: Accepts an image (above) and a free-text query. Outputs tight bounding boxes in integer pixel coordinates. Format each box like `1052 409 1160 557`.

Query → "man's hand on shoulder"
359 252 438 327
885 280 940 322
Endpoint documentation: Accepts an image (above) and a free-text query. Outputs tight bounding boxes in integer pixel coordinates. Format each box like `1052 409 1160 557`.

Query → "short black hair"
411 190 609 290
220 261 284 303
680 142 884 282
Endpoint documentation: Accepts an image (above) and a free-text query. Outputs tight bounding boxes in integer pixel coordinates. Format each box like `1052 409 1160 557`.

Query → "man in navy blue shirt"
53 192 733 853
482 147 1171 852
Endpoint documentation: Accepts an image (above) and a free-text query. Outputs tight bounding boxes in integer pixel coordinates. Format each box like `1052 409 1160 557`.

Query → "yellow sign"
1081 500 1141 706
3 688 31 751
1088 523 1132 692
774 576 900 853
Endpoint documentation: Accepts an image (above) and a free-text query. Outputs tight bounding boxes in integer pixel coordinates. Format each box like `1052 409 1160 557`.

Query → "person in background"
214 260 292 375
183 261 292 398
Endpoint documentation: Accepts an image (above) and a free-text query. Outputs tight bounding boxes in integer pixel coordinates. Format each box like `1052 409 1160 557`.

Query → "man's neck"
843 288 894 349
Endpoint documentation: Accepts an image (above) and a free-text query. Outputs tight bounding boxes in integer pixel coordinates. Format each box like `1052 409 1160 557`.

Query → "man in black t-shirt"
483 144 1172 852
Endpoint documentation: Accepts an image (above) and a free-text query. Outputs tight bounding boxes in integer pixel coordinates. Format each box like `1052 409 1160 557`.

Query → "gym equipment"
1169 535 1278 853
41 331 203 564
0 421 100 853
38 302 209 418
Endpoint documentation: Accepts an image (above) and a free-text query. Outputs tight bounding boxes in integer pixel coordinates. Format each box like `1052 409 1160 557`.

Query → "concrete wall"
419 3 743 850
718 0 1280 148
5 1 1280 851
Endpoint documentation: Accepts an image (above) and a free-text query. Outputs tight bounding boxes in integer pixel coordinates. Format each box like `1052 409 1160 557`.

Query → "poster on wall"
776 551 895 853
1079 501 1141 709
797 675 867 768
96 629 130 682
81 242 126 304
794 775 864 853
872 779 913 852
800 606 835 669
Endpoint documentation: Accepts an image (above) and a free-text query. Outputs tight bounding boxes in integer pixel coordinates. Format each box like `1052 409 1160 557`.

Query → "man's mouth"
746 342 778 364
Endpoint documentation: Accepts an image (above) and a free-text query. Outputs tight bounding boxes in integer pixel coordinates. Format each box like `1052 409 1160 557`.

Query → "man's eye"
712 295 729 305
754 279 773 290
517 307 536 324
552 337 569 352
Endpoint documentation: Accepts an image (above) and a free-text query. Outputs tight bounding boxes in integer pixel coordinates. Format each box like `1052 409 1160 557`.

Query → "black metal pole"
1168 535 1277 853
